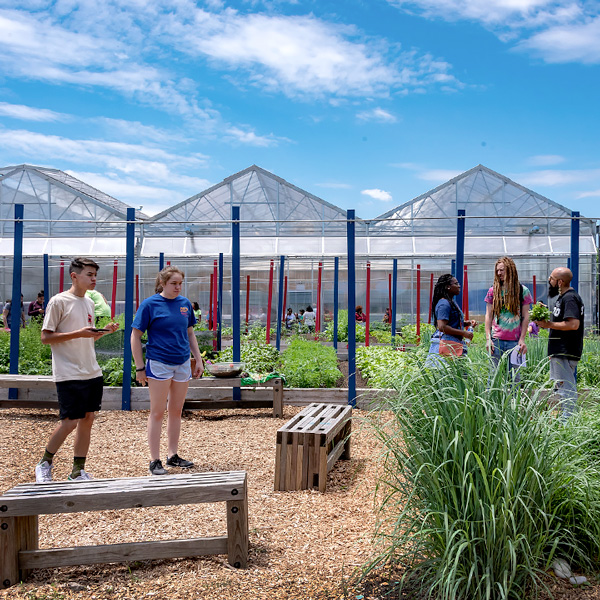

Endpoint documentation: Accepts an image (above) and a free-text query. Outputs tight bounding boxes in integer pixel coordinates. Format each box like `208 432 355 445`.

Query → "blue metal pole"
217 252 223 351
347 210 356 407
451 259 456 278
391 259 398 346
43 254 49 309
159 252 164 271
276 255 285 352
333 257 339 351
455 209 466 308
232 207 241 401
122 208 136 411
570 211 580 290
9 204 24 400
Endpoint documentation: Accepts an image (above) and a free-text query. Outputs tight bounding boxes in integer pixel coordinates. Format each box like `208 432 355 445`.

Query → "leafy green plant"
365 356 600 599
400 322 435 345
99 356 137 386
324 310 366 342
530 303 552 321
281 338 341 388
217 342 280 374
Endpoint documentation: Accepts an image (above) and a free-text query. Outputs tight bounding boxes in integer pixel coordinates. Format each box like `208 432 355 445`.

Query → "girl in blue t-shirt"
426 274 475 366
131 266 204 476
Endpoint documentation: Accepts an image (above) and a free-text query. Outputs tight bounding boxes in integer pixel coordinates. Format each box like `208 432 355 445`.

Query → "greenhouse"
0 163 597 326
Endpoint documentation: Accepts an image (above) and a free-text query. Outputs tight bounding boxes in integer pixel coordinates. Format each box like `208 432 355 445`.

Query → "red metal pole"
212 260 218 350
366 262 371 347
388 273 392 315
135 274 139 310
428 272 434 324
316 262 323 333
282 275 288 323
266 259 274 344
245 275 250 334
532 275 537 303
416 264 421 341
463 265 469 321
59 261 64 293
208 273 214 329
167 260 171 266
111 259 118 319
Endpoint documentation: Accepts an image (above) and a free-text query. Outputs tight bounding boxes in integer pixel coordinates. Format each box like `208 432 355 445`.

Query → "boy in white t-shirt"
35 258 119 483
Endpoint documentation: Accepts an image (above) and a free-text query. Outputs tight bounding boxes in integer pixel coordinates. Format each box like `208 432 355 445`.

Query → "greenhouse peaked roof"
372 164 594 236
0 164 148 237
145 165 348 237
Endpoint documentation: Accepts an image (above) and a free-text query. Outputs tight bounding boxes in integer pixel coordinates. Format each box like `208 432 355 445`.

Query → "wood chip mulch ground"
1 405 599 600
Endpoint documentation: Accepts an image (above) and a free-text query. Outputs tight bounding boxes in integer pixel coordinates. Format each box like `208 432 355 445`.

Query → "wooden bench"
0 374 284 417
275 403 352 493
0 471 248 588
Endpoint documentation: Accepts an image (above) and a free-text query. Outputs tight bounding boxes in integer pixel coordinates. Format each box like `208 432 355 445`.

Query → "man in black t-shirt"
534 267 584 419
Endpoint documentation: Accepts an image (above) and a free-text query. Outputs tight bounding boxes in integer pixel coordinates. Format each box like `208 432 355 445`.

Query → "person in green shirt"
192 301 201 322
85 289 111 324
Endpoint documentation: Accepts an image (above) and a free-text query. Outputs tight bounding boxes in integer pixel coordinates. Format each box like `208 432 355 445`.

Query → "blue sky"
0 0 599 218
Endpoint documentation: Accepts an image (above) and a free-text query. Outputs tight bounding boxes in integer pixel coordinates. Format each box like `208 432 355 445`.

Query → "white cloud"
515 168 600 186
417 169 463 182
517 17 600 63
0 102 66 122
356 107 398 123
527 154 566 166
0 128 209 187
316 182 353 189
166 10 462 98
65 170 206 215
224 126 286 147
387 0 600 64
362 188 393 201
576 189 600 199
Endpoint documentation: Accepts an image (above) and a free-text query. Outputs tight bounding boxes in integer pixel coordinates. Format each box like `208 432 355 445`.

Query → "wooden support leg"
226 496 248 568
272 378 283 418
341 421 352 460
0 515 38 588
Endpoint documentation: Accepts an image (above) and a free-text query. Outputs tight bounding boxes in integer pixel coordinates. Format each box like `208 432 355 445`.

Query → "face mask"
548 284 559 297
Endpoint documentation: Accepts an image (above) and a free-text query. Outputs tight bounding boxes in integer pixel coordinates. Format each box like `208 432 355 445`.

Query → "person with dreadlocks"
484 257 533 370
425 274 475 366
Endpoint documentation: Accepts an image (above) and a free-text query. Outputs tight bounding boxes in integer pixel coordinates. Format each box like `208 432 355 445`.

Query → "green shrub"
400 322 435 345
356 346 426 389
365 356 600 599
281 339 341 388
324 310 365 342
99 357 137 386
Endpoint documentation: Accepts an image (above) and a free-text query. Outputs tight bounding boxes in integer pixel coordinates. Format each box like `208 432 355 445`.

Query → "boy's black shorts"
56 376 104 420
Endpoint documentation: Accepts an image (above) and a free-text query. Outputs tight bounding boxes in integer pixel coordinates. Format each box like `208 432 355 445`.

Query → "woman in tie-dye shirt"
484 257 533 371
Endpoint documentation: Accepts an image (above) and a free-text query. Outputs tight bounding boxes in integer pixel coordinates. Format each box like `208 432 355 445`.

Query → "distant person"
534 267 584 419
484 257 533 371
28 290 45 322
303 305 316 332
86 289 111 324
298 309 305 325
131 266 204 476
285 307 296 330
426 274 474 366
355 305 367 323
35 258 119 483
383 308 391 324
193 301 202 322
3 295 26 331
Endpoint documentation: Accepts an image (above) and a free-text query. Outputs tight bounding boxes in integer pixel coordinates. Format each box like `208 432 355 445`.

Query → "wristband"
136 366 146 372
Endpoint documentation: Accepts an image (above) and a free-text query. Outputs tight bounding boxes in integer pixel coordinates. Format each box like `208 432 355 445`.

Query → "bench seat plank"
0 472 246 516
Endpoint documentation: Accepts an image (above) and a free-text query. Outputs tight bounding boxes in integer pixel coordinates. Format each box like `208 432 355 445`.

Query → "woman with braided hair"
484 257 533 370
425 274 475 366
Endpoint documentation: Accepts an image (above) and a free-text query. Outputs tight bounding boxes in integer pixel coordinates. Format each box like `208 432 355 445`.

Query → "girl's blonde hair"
155 266 185 293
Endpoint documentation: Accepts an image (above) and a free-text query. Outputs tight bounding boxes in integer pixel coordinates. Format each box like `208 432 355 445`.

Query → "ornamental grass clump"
366 355 600 599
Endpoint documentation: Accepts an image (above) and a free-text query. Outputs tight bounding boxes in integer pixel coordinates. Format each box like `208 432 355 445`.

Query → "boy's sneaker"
68 470 93 481
149 459 168 475
166 454 194 469
35 461 53 483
